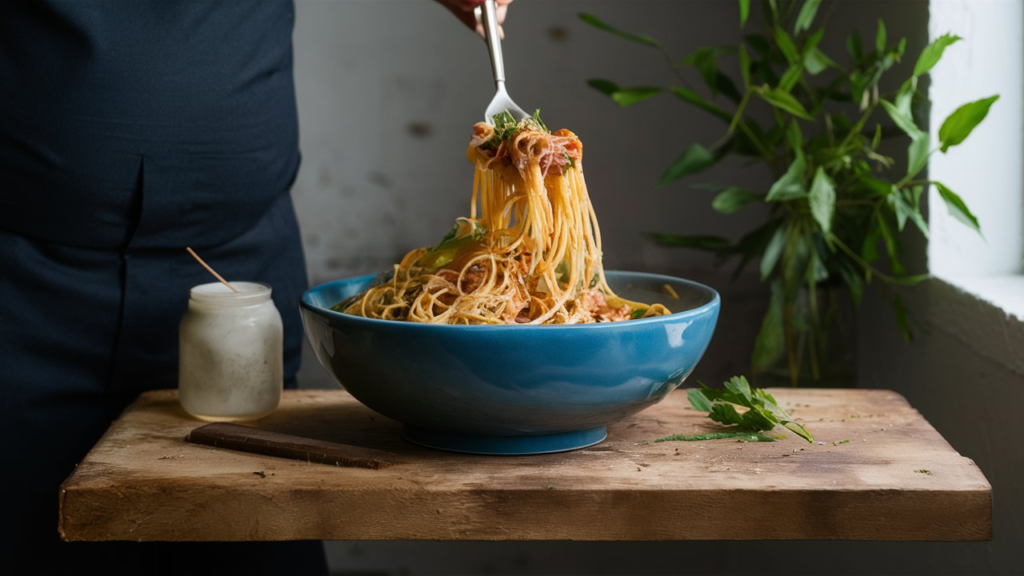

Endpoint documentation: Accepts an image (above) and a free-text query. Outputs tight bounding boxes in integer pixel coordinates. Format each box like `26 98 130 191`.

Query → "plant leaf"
938 95 999 152
752 281 785 369
587 78 619 96
808 167 836 233
875 18 887 53
879 99 922 138
889 190 930 238
782 420 814 443
914 33 961 77
779 65 803 93
658 144 717 186
724 376 753 403
774 25 801 64
758 86 813 120
578 13 662 48
670 86 733 123
739 0 750 27
739 44 752 87
681 47 742 101
712 187 761 214
785 120 803 150
933 181 981 233
803 47 835 75
847 30 863 61
760 226 787 279
687 388 714 412
646 233 732 251
745 34 772 57
588 80 665 108
880 99 930 178
765 154 807 201
794 0 822 34
610 87 663 107
836 259 864 306
876 214 906 275
709 403 746 427
907 133 930 179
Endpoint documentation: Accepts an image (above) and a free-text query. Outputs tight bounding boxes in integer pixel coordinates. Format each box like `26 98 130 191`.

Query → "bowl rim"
301 270 720 331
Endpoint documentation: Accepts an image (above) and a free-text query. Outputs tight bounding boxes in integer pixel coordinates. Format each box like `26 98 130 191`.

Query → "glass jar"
179 282 283 421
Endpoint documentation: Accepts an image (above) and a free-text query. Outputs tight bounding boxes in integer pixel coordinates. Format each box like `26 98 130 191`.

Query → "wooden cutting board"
59 388 991 542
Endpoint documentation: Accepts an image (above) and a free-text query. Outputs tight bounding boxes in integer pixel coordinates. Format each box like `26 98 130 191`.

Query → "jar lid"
189 282 272 307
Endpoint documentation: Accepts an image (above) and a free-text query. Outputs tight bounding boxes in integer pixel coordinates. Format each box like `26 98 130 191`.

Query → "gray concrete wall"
289 1 1022 574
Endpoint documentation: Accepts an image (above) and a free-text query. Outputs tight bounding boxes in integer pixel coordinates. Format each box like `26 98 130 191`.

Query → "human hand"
434 0 513 39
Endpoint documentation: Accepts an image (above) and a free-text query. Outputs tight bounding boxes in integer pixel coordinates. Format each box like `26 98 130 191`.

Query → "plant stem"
808 276 821 382
829 233 911 285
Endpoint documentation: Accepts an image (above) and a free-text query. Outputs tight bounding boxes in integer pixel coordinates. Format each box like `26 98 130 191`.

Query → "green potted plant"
580 0 997 386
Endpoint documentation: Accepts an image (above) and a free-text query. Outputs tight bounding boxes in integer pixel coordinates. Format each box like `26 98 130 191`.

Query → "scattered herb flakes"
915 469 933 476
544 485 556 490
832 439 851 446
687 376 814 443
654 432 776 443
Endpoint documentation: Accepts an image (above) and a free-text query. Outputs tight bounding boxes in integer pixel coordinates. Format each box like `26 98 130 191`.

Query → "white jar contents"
179 282 283 421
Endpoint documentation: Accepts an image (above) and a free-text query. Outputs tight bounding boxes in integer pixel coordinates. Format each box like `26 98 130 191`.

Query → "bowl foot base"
401 426 608 455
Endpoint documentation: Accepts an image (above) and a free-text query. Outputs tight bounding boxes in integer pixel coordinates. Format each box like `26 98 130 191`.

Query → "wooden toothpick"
186 247 238 293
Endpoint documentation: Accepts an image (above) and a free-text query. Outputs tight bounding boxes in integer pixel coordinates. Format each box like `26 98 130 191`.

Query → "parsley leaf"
482 110 551 151
686 376 814 443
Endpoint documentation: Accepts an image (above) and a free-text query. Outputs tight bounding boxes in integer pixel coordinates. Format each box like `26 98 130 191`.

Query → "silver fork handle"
479 0 505 88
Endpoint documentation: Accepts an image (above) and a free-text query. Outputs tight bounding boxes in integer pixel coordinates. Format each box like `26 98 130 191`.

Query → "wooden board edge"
57 485 993 543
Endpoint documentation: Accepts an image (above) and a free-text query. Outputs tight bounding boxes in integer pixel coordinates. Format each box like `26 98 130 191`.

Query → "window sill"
926 275 1024 376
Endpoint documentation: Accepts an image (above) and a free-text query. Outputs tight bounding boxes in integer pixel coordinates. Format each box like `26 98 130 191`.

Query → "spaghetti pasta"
336 112 669 324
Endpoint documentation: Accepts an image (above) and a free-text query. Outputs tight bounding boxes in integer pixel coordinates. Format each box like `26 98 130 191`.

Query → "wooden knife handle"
185 422 396 470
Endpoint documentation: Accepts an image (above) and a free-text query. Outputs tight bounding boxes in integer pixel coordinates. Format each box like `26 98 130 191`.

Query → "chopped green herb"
561 151 577 175
832 439 851 446
654 432 776 442
482 110 551 151
417 218 487 270
630 308 648 320
544 485 556 490
532 109 549 132
686 376 814 443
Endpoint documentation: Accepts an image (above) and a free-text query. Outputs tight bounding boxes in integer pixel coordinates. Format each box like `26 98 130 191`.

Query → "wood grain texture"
59 389 991 542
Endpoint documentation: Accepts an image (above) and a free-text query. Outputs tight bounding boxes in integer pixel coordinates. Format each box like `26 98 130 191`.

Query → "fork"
476 0 529 123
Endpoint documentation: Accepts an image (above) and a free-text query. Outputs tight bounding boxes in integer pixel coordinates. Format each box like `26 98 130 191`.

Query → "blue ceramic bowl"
300 271 719 455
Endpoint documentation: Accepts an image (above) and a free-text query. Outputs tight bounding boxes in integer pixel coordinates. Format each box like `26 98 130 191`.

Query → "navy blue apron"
0 1 325 572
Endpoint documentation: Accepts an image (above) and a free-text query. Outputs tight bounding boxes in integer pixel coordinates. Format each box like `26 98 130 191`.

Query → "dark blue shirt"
0 0 300 249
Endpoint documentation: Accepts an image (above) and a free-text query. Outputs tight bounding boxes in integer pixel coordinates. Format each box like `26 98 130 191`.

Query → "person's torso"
0 0 301 249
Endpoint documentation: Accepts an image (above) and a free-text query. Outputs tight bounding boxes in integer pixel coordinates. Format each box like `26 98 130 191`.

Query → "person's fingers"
436 0 511 38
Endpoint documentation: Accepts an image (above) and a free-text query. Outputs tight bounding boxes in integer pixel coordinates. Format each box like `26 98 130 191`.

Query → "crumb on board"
915 469 933 475
253 471 266 478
